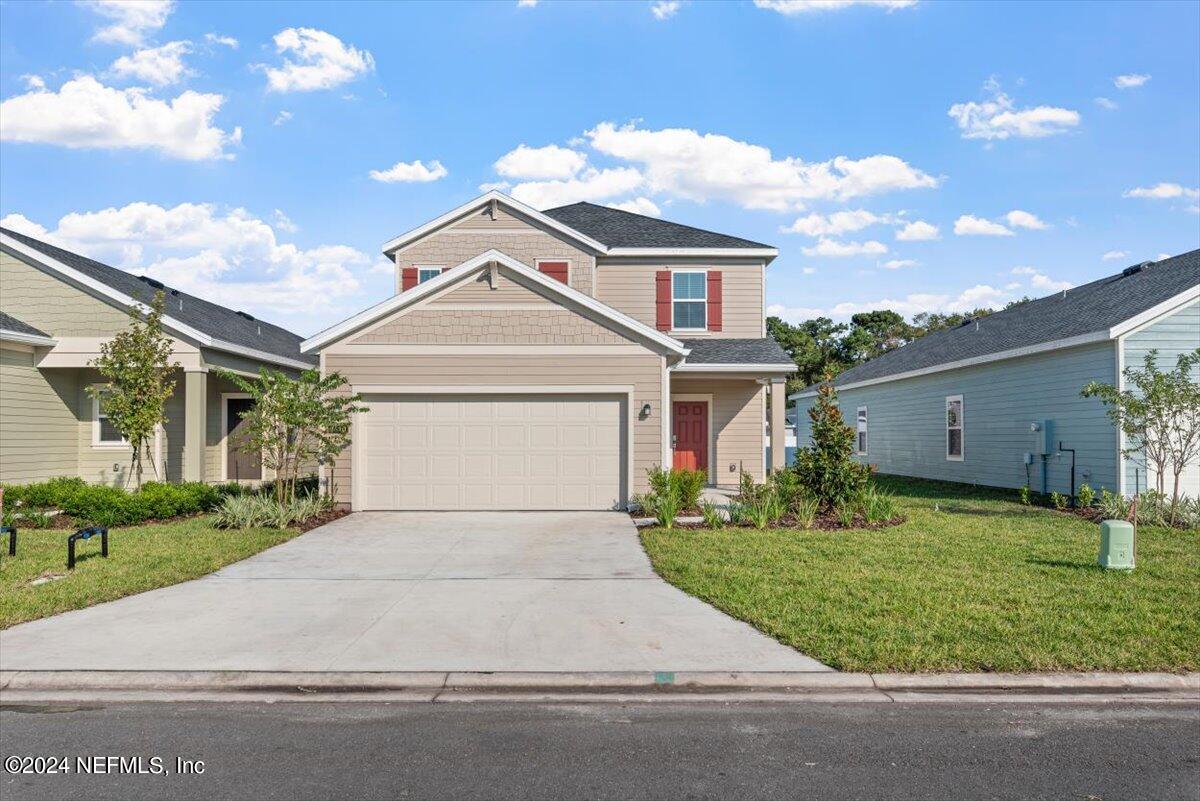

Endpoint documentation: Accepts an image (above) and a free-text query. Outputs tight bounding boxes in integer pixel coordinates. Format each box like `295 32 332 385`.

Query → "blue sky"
1 0 1197 336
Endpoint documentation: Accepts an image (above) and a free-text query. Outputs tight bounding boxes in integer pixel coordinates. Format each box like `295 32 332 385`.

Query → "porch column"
183 369 207 482
769 378 787 473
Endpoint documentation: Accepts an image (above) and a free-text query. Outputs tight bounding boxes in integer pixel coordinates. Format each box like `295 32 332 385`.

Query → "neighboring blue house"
791 251 1200 499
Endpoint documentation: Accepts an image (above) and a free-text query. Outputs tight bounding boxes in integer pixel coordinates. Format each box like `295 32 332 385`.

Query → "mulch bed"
668 512 907 531
296 506 349 532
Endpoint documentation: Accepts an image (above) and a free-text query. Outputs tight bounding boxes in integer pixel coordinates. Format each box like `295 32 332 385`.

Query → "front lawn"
0 516 301 629
640 476 1200 673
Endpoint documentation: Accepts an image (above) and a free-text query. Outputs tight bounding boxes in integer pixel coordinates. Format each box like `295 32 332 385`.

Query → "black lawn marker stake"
0 525 14 558
67 527 108 570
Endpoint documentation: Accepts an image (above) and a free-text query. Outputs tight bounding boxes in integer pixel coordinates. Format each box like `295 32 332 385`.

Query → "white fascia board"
1108 285 1200 338
0 329 57 347
302 249 688 355
786 330 1112 400
2 235 313 372
606 247 779 260
381 191 608 256
673 362 795 373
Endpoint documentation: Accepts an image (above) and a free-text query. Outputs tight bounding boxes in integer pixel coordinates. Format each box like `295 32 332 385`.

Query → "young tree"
87 291 178 489
794 372 869 509
217 368 365 504
1082 348 1200 521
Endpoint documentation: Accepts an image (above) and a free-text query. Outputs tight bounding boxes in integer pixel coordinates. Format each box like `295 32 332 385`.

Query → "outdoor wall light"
640 403 652 419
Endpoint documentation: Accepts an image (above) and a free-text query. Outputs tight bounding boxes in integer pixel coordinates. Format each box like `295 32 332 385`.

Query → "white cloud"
948 82 1079 140
1123 182 1200 200
517 0 538 6
782 209 889 236
585 122 937 211
110 41 193 86
766 303 828 323
754 0 917 14
272 209 298 233
1094 96 1118 110
1101 250 1129 261
607 197 662 216
827 284 1010 319
1156 253 1172 261
508 167 645 209
494 144 587 180
1114 73 1150 89
478 180 511 193
1013 266 1072 292
881 258 918 269
272 110 293 126
368 159 448 183
801 238 887 257
260 28 375 93
204 33 239 48
21 75 45 90
0 202 370 328
954 214 1013 236
651 1 683 19
0 75 240 160
82 0 174 46
801 266 817 274
895 220 939 241
1004 209 1049 230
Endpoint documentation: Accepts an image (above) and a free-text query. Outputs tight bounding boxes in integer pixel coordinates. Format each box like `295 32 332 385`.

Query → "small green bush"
2 476 87 509
213 493 330 530
836 502 857 528
653 490 681 530
1050 491 1068 511
699 500 725 530
794 380 869 509
1019 485 1031 506
726 501 747 526
1077 483 1095 509
2 477 227 527
1098 488 1128 519
859 486 899 524
794 496 819 529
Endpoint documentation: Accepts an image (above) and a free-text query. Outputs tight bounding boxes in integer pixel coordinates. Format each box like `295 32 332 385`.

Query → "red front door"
672 401 708 473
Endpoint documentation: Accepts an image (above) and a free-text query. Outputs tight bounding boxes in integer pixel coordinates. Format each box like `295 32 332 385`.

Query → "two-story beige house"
303 191 795 511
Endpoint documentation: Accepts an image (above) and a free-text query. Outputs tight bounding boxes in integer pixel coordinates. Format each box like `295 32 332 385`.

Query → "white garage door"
357 394 624 510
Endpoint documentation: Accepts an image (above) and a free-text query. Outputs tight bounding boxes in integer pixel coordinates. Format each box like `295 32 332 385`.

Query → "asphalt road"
1 701 1197 801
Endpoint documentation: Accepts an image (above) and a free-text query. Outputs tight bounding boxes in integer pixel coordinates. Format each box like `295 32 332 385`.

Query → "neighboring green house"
0 228 315 487
791 251 1200 498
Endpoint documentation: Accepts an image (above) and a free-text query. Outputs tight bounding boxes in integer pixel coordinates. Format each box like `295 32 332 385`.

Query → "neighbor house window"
417 267 443 284
946 395 964 461
92 388 126 447
672 271 707 330
856 406 868 456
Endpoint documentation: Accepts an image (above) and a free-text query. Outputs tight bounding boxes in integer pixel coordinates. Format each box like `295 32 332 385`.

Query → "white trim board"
0 328 57 347
302 249 688 356
0 235 313 371
674 363 795 373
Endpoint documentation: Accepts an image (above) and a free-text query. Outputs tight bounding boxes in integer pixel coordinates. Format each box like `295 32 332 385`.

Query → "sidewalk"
2 670 1196 704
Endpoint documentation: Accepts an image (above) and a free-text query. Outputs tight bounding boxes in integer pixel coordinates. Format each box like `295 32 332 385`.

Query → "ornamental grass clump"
699 500 725 530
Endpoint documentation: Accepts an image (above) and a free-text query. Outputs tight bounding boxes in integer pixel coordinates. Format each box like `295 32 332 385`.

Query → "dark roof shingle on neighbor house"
1 228 315 365
681 337 795 366
0 311 51 338
812 249 1200 391
542 202 773 250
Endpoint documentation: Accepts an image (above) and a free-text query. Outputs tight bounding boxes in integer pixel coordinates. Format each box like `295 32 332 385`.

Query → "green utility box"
1098 520 1135 571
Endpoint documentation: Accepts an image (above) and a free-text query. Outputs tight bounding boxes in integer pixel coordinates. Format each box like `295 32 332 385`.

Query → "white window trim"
671 269 708 333
91 385 128 449
945 394 964 461
856 406 868 457
415 265 445 284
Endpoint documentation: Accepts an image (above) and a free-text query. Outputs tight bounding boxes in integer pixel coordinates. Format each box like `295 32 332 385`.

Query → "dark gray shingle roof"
542 202 773 250
818 250 1200 390
0 311 50 338
681 338 794 366
1 228 315 365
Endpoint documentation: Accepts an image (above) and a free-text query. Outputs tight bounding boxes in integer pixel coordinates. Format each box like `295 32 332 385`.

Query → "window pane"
948 428 962 457
858 432 867 452
418 268 440 283
99 418 123 443
672 272 706 300
673 301 706 329
947 400 962 428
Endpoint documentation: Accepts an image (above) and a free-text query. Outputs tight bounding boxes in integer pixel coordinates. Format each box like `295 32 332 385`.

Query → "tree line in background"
767 299 1031 392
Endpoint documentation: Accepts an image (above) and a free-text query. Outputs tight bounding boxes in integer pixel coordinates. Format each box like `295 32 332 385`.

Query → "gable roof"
381 191 778 259
543 202 773 251
0 311 56 346
1 228 315 369
792 249 1200 397
302 248 689 355
676 338 795 371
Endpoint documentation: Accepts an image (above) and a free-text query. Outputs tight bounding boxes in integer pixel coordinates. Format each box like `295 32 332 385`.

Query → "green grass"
0 516 301 629
640 476 1200 673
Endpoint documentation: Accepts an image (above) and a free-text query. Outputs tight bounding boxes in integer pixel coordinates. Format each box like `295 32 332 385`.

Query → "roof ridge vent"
235 310 255 321
137 275 165 290
1122 261 1153 277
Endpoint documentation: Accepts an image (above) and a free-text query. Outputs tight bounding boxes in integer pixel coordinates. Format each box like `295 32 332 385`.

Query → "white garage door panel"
359 394 624 510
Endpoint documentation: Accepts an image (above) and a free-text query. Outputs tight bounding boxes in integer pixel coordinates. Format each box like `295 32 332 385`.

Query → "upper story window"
946 395 964 461
92 387 126 447
672 271 707 330
856 406 868 456
417 267 443 284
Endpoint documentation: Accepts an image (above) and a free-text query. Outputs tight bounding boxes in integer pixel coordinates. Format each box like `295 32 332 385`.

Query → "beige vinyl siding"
594 260 765 339
353 309 629 345
1 252 130 336
672 378 765 485
75 368 187 486
324 353 665 505
394 210 597 296
0 346 80 484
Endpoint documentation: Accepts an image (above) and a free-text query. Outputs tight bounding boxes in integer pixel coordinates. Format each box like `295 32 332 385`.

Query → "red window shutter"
538 261 569 284
401 267 418 291
707 271 723 332
655 270 672 331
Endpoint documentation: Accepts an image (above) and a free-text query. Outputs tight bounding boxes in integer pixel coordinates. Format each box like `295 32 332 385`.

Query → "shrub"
1019 485 1031 506
675 469 707 511
1098 488 1128 520
2 478 226 527
1077 483 1095 509
769 467 804 511
794 378 869 509
653 489 681 530
746 497 772 529
859 486 899 525
1 476 87 509
726 501 747 526
699 500 725 530
1050 491 1067 511
213 493 330 530
836 502 857 528
794 496 819 529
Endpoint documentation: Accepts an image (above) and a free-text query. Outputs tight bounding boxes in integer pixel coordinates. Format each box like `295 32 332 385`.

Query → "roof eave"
0 328 57 347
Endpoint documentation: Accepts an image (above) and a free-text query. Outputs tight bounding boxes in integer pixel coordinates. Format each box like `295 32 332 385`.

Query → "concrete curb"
0 670 1196 704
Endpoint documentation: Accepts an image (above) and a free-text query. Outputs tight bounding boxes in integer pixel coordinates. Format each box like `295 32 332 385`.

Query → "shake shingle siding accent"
795 341 1119 495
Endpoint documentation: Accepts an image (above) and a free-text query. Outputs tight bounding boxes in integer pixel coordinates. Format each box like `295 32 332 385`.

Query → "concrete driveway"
0 512 827 672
